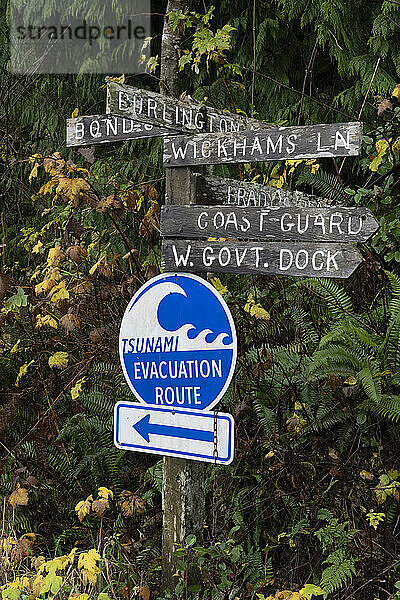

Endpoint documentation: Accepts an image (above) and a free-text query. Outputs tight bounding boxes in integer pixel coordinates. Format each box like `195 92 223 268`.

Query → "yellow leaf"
106 74 125 84
71 108 79 118
244 293 270 321
75 496 93 522
344 376 357 385
211 277 228 296
47 245 65 267
36 314 58 329
392 84 400 99
39 176 60 196
29 162 38 183
98 486 113 500
50 280 70 303
48 351 69 369
32 240 43 254
35 268 61 295
55 177 91 206
71 377 86 400
77 548 101 585
9 484 29 508
15 360 34 387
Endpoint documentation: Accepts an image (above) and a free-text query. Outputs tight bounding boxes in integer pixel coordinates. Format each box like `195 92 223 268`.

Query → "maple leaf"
48 352 69 369
92 498 109 518
55 177 91 207
59 313 80 331
39 176 60 196
66 245 88 265
9 484 29 508
98 486 113 500
75 495 93 522
376 96 393 115
77 548 101 585
49 281 70 303
47 245 65 267
36 314 58 329
35 268 61 295
43 152 65 175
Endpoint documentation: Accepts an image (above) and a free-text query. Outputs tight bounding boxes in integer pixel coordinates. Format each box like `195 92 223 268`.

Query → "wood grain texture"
161 239 363 279
194 174 332 208
163 122 363 167
161 205 379 243
107 81 272 135
66 114 175 147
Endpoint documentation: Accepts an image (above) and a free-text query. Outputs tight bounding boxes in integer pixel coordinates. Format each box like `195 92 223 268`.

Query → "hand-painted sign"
107 81 270 135
193 174 331 208
163 122 363 167
114 402 234 464
119 273 237 410
161 205 379 243
162 240 363 279
66 114 176 147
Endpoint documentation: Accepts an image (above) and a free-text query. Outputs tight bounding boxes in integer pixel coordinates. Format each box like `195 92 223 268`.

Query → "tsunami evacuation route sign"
114 272 237 464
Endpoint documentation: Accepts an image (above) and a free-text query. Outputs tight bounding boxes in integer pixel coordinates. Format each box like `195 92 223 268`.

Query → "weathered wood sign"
161 205 379 243
163 122 363 167
162 239 363 279
107 82 271 135
66 114 176 147
193 174 331 208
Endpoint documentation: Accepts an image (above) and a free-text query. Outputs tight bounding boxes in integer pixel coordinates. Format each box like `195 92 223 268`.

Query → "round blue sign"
119 273 237 410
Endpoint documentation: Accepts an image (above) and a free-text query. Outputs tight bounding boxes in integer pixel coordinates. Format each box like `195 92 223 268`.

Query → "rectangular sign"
66 114 176 147
163 122 363 167
114 402 234 464
162 239 363 279
107 81 270 135
161 205 378 243
194 174 331 208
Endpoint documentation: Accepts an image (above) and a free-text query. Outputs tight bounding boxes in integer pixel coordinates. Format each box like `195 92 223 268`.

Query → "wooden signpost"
194 174 331 208
162 240 363 279
106 81 272 134
163 122 363 167
161 205 379 243
66 114 175 147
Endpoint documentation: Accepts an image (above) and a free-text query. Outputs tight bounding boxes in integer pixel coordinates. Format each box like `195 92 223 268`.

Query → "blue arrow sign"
134 414 214 443
114 401 234 464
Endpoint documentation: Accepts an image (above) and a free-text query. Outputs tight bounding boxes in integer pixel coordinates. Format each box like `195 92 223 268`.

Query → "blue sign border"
114 402 234 464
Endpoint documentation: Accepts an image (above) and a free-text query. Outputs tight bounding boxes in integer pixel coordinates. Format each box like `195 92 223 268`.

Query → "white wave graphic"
121 281 233 351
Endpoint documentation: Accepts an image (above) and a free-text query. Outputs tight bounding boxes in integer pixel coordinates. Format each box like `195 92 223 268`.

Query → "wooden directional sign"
107 81 271 135
194 174 331 208
163 122 363 167
161 205 379 243
66 114 176 147
162 239 363 279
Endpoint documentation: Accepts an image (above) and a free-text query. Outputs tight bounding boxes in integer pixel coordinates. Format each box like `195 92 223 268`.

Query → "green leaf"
300 584 325 599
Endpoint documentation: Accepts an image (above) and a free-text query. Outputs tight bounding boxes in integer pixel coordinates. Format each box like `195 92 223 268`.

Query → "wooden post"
160 1 206 592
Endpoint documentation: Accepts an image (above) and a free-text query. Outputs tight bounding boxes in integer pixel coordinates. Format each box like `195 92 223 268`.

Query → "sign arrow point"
133 414 151 442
